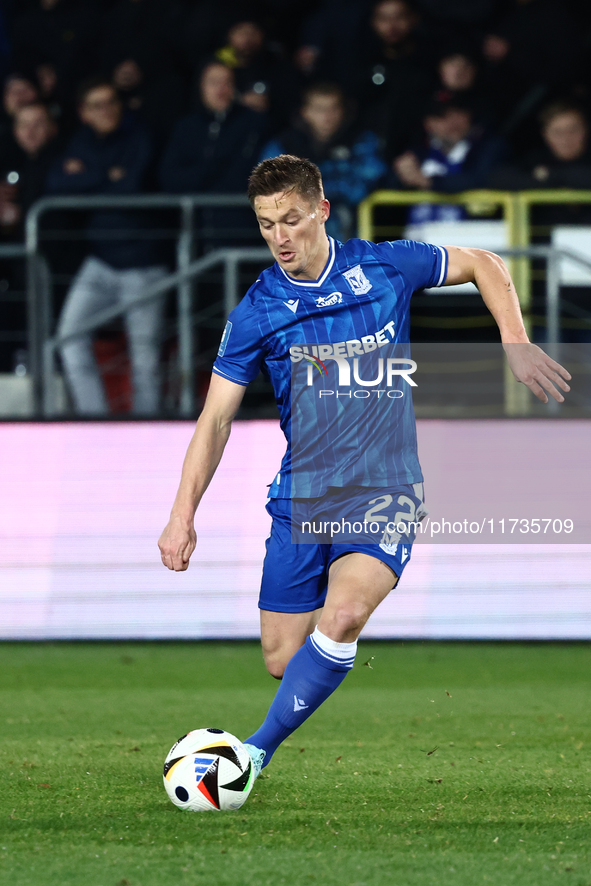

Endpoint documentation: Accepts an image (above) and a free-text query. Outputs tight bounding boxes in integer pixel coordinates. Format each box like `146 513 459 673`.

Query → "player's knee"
323 601 369 641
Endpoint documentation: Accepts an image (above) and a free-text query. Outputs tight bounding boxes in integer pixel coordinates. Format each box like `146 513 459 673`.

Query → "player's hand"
158 516 197 571
503 342 571 403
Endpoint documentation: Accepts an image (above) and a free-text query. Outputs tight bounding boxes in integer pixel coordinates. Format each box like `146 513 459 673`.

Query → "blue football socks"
245 627 357 766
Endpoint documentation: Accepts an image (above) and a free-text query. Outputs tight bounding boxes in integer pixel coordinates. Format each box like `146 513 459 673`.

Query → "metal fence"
358 187 591 316
1 190 589 419
0 243 27 378
40 245 269 416
25 193 264 415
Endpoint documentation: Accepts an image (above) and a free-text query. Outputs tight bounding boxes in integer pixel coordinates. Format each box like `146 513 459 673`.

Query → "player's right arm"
158 373 246 571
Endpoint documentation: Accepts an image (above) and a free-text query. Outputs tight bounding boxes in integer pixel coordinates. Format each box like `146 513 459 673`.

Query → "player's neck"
286 234 331 282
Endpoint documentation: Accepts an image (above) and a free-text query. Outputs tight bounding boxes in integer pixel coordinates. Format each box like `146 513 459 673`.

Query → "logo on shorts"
379 541 411 559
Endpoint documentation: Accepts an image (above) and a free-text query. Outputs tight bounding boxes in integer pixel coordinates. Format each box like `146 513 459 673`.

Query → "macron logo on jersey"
343 264 372 295
283 299 299 313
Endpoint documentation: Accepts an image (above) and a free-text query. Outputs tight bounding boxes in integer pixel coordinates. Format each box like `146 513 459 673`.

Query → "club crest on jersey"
315 291 343 308
343 264 372 295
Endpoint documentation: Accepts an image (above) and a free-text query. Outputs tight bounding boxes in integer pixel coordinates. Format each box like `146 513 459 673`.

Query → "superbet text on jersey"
213 236 448 499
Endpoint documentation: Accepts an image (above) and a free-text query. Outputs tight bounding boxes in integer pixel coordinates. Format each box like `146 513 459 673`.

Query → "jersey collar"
278 236 335 288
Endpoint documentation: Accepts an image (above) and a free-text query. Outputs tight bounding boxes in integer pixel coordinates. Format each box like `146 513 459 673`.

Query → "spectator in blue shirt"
47 77 166 416
392 97 506 224
259 83 387 239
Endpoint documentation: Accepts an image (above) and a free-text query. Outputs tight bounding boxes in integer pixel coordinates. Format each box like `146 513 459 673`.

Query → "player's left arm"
443 245 571 403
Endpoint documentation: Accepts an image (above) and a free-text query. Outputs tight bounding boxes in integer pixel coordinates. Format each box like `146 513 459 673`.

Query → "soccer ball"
163 728 254 812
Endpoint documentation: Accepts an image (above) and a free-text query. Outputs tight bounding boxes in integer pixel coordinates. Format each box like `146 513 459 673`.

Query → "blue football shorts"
259 483 427 613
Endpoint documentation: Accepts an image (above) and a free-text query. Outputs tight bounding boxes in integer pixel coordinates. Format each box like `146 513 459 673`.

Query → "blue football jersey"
213 237 448 498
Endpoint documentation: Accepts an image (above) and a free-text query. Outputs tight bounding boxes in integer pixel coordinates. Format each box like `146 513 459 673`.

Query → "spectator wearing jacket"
392 98 506 224
0 74 40 165
160 61 267 246
433 49 495 131
492 101 591 345
160 61 267 195
0 102 60 234
490 102 591 233
46 78 166 416
214 19 300 130
356 0 434 159
260 83 387 239
492 102 591 191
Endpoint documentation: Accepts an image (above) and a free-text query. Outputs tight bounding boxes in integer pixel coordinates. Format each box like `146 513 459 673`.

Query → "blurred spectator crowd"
2 0 591 412
2 0 591 234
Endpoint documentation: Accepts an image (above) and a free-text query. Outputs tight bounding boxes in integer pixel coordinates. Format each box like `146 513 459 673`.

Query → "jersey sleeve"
212 301 265 387
374 239 448 290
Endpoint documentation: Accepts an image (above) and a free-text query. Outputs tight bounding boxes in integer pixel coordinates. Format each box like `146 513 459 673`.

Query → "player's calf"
263 651 290 680
260 609 320 679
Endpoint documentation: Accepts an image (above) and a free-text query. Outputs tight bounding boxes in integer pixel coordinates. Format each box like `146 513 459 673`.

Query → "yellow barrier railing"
358 187 591 312
514 190 591 313
357 189 591 414
358 188 527 304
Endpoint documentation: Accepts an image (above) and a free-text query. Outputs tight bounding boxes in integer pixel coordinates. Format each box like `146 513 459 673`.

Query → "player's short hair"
247 154 324 206
539 100 587 130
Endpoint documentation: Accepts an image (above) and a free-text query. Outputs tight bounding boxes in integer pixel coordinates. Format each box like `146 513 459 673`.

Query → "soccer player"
158 154 571 779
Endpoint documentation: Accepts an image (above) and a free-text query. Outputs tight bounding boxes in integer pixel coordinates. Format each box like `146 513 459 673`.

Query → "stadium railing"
24 194 268 416
0 243 28 355
11 190 591 418
38 245 270 417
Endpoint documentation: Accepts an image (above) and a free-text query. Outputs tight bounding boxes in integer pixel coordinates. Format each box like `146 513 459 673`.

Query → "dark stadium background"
0 6 590 886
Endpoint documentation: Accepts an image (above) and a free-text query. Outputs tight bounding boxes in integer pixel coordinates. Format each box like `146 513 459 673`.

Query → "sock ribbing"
309 626 357 670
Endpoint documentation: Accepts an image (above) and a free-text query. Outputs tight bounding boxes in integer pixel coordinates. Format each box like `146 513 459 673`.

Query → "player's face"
254 189 330 280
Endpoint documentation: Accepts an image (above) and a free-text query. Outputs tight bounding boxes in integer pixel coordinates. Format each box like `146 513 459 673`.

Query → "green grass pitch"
1 641 590 886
